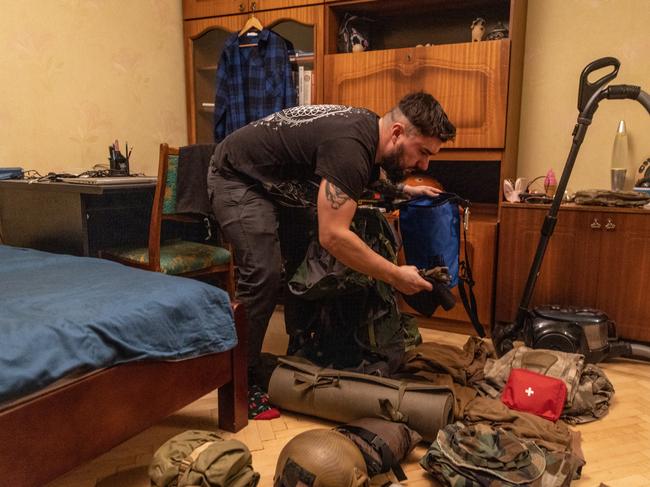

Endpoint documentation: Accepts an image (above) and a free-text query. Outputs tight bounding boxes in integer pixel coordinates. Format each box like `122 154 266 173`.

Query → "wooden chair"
101 143 235 297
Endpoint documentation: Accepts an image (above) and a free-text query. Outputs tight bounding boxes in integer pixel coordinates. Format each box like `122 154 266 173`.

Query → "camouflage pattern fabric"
464 397 573 453
477 346 614 423
463 398 586 487
540 446 585 487
287 208 421 372
574 189 650 207
420 422 545 486
478 345 584 407
561 364 615 424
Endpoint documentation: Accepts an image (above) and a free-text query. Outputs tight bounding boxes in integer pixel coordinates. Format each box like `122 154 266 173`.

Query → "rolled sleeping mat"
268 357 455 442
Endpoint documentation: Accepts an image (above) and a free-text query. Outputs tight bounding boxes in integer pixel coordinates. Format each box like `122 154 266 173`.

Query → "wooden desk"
0 180 155 256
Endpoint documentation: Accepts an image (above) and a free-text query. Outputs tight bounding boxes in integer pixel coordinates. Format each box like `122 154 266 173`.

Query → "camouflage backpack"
287 207 421 372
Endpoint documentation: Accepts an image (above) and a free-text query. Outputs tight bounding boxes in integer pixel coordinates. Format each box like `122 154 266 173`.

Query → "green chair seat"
107 240 231 275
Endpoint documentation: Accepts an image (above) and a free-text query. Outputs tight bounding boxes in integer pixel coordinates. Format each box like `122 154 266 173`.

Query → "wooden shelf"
290 55 314 63
197 57 314 69
326 0 511 53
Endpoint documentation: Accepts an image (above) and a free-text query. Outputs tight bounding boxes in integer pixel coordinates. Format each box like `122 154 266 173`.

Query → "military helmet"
274 429 369 487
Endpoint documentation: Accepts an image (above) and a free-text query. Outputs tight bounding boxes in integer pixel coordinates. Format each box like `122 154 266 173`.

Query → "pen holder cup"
110 155 129 176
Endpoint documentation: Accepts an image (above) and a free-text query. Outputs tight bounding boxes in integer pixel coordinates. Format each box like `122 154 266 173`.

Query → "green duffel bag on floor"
149 430 260 487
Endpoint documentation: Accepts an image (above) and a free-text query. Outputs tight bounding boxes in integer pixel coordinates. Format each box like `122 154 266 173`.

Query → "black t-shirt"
215 105 380 201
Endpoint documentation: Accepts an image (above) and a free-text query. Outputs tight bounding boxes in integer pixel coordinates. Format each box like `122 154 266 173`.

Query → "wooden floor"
47 310 650 487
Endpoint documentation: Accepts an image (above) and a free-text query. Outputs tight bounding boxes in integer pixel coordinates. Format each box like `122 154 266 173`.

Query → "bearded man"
207 92 455 418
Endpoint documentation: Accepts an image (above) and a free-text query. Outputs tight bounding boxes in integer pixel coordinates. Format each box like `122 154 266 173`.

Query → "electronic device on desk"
0 168 23 180
59 176 157 185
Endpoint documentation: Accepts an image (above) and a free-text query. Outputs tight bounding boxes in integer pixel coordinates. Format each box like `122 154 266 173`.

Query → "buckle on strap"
177 440 216 477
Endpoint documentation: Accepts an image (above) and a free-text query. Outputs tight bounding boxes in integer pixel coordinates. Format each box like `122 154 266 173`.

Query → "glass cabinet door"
185 15 244 144
184 6 322 144
192 27 235 144
270 20 315 107
259 5 323 104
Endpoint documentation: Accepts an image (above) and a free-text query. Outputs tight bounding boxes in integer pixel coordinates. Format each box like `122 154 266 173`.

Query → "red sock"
252 407 281 420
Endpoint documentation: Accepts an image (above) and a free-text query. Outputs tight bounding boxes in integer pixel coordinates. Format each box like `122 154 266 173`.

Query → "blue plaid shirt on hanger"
213 28 297 142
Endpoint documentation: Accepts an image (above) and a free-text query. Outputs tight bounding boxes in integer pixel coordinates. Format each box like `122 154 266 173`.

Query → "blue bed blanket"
0 245 237 404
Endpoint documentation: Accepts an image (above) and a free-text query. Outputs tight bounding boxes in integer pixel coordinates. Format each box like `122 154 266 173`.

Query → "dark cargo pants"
207 169 315 385
208 169 281 378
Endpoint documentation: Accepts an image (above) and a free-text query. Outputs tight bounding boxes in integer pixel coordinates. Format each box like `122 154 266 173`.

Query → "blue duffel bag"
399 193 462 287
399 193 485 337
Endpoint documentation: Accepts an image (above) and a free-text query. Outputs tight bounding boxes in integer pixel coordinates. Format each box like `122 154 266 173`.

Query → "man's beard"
380 145 407 184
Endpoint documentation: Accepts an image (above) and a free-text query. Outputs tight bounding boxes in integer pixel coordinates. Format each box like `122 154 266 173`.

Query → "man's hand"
403 184 442 198
318 178 435 294
392 265 433 295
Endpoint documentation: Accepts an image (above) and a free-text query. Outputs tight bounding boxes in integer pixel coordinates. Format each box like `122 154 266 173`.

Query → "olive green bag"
149 430 260 487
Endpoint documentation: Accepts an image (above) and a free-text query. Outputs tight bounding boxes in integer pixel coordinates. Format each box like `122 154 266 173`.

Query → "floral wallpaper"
0 0 187 177
518 0 650 192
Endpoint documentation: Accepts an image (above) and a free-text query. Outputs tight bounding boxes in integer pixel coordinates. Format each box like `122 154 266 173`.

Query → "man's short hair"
397 92 456 142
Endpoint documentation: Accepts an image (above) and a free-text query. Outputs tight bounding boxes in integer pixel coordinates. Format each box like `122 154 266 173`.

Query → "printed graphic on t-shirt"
253 105 367 129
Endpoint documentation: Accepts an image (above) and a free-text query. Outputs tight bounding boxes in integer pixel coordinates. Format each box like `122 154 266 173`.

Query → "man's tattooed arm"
325 181 351 209
368 179 406 199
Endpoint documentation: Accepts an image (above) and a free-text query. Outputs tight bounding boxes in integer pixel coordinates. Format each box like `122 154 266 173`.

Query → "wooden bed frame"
0 303 248 487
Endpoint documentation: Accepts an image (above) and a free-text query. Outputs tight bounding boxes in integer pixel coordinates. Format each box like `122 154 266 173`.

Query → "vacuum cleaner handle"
578 57 620 112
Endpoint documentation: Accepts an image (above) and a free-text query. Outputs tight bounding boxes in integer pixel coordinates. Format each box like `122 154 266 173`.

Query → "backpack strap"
337 425 407 482
177 440 216 477
457 206 486 338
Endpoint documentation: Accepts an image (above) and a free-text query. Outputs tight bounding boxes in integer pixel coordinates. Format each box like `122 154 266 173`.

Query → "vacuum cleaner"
493 57 650 364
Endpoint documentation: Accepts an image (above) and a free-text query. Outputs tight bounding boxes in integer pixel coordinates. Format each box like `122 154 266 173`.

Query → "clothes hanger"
238 14 263 47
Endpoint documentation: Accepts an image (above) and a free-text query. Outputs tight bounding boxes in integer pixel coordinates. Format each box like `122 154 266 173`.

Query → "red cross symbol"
525 387 534 397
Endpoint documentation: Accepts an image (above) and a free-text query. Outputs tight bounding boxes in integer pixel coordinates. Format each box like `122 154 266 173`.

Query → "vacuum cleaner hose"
604 86 650 114
637 90 650 114
628 343 650 361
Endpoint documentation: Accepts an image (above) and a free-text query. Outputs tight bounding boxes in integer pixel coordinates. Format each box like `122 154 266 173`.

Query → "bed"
0 245 247 487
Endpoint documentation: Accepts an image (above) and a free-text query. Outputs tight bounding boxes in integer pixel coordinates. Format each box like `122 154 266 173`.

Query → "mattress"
0 245 236 403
